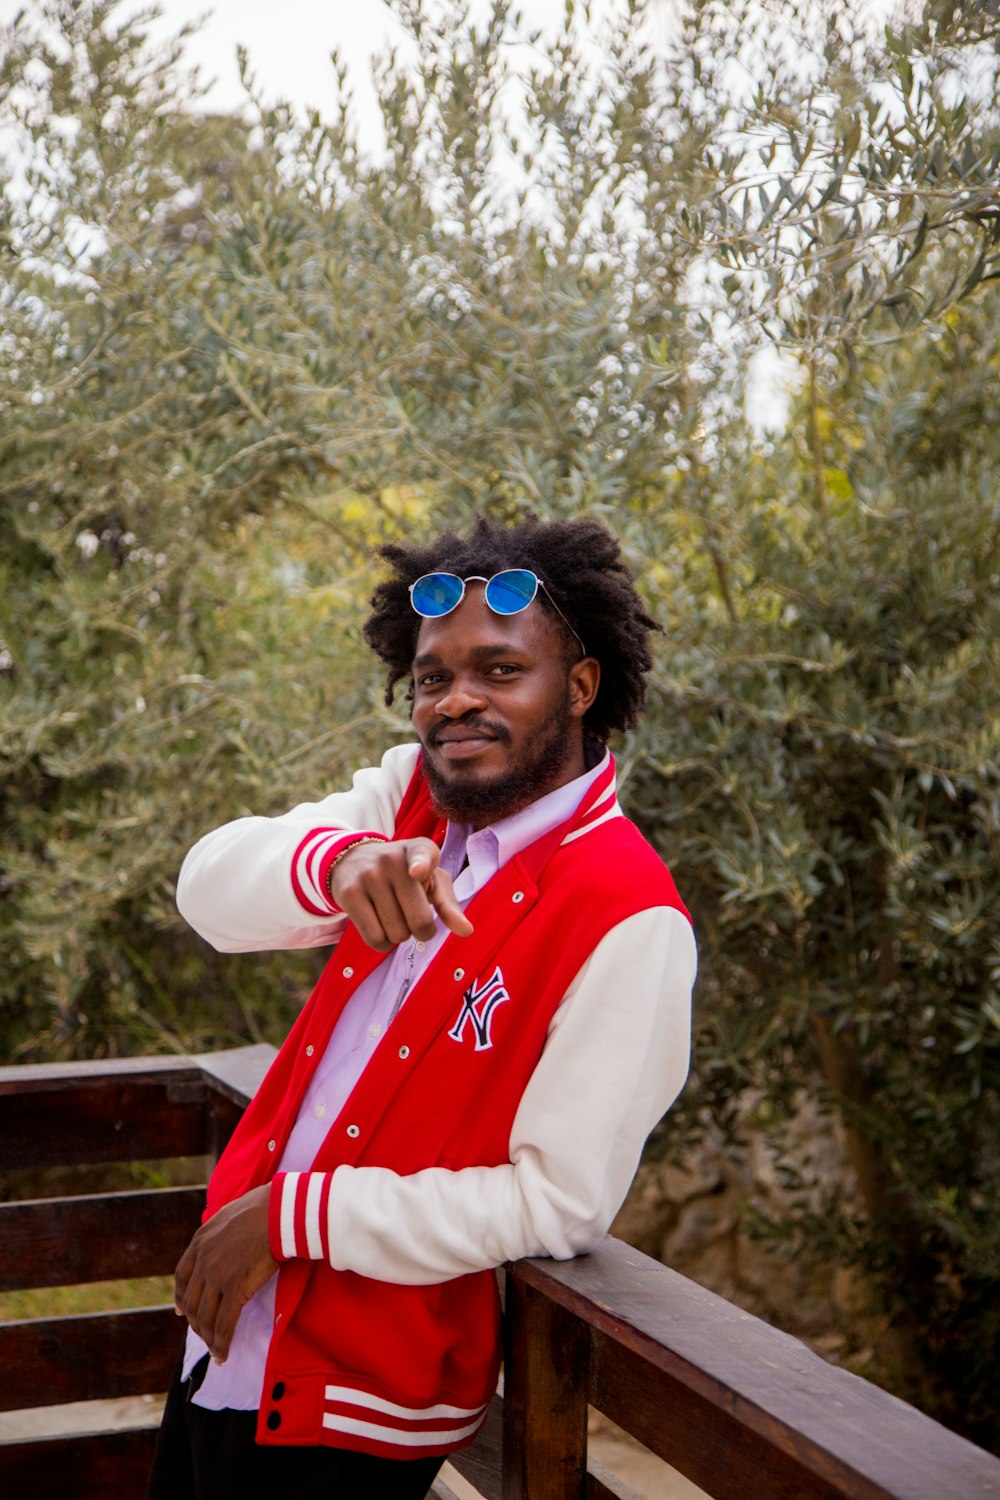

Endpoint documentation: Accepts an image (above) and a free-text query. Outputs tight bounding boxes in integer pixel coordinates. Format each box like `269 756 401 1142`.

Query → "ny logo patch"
448 966 510 1051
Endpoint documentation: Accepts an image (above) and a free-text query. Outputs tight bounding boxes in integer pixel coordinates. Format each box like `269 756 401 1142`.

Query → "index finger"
427 867 473 938
404 838 441 881
174 1238 195 1315
211 1291 242 1365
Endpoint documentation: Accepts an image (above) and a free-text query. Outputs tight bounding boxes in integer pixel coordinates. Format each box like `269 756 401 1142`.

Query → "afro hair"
363 513 661 742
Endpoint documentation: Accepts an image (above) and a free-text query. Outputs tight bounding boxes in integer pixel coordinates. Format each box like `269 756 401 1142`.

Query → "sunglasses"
408 570 585 654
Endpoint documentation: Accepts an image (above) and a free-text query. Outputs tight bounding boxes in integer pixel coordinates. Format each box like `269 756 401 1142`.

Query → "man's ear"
568 657 600 719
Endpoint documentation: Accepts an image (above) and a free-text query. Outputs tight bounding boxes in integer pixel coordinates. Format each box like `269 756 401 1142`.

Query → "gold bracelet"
325 836 385 906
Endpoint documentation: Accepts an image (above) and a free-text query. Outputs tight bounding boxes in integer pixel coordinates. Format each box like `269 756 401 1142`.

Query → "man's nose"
434 678 487 718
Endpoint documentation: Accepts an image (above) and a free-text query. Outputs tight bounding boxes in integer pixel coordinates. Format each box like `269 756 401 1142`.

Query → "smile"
433 733 499 760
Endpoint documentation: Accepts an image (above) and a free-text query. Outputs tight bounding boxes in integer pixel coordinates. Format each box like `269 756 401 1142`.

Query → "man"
150 513 695 1500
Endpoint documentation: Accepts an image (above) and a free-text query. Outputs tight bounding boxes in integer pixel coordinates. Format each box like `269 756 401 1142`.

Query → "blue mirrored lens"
485 569 538 615
411 574 464 616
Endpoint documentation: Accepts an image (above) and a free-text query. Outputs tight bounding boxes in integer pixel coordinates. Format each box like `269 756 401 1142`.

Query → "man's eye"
489 663 520 676
417 673 446 688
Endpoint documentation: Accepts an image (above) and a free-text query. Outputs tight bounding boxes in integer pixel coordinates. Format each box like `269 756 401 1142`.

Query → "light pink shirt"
185 755 609 1408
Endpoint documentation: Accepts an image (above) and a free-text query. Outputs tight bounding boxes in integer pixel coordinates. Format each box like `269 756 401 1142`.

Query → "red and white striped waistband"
322 1383 488 1448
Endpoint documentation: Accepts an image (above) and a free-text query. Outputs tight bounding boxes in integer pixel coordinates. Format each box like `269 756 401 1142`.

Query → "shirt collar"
440 749 612 891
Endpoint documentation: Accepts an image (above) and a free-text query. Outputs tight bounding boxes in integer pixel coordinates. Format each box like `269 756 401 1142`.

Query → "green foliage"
1 0 998 1446
630 294 1000 1437
0 1 394 1056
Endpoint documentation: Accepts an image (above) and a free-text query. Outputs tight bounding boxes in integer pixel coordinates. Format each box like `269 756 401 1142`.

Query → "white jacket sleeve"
176 742 421 953
273 905 695 1282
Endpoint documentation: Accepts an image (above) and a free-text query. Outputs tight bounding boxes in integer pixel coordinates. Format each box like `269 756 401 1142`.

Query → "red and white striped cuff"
269 1170 335 1262
290 829 388 916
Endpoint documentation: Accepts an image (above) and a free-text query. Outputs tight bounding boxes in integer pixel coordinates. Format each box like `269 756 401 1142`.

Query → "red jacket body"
203 756 689 1458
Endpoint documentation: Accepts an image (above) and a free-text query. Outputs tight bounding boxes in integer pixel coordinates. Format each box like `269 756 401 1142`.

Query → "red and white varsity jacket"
183 749 693 1459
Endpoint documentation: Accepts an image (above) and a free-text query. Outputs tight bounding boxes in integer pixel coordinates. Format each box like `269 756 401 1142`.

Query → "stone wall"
613 1091 871 1367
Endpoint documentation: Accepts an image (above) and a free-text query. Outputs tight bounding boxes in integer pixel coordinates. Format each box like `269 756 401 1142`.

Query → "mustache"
426 714 512 748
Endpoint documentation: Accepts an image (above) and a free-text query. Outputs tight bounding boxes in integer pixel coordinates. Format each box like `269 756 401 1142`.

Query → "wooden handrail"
0 1045 277 1496
1 1047 998 1500
494 1243 1000 1500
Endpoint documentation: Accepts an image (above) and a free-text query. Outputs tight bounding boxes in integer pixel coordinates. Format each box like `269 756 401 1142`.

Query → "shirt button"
305 1045 314 1056
346 1124 360 1138
512 891 524 903
398 1045 410 1060
267 1140 276 1152
314 1105 326 1118
454 968 465 981
266 1410 281 1431
343 966 354 978
368 1023 381 1039
416 941 426 952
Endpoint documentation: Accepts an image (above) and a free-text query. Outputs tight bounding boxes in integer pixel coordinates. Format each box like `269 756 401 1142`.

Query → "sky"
0 0 898 429
0 1 896 135
0 1 676 145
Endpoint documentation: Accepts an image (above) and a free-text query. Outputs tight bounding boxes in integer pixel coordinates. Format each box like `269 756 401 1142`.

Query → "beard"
420 691 575 827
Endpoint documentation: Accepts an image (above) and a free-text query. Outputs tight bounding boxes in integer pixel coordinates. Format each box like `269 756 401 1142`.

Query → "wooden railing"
1 1047 998 1500
0 1045 274 1493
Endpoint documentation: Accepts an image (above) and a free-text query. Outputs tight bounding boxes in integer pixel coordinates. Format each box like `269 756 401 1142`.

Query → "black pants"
146 1353 445 1500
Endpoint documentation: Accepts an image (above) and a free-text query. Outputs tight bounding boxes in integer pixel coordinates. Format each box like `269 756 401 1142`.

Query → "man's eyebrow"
412 643 527 670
